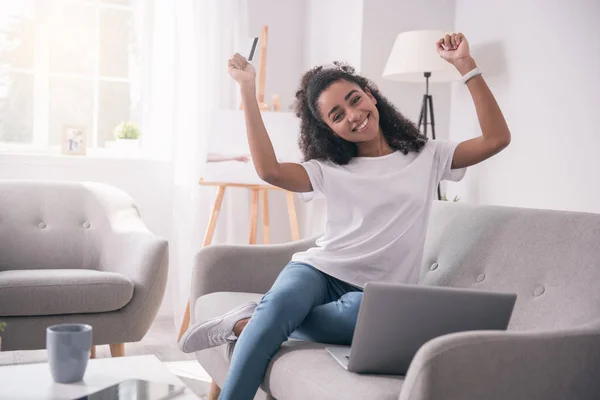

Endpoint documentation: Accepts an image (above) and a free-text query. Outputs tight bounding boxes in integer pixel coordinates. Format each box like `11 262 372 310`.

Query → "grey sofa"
190 201 600 399
0 180 168 353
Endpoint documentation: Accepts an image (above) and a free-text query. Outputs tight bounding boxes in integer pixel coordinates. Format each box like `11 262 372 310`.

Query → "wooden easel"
178 25 296 343
197 179 300 246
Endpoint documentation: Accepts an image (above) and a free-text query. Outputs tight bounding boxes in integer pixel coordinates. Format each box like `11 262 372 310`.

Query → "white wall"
450 0 600 213
361 0 456 129
247 0 307 111
247 0 456 145
304 0 364 71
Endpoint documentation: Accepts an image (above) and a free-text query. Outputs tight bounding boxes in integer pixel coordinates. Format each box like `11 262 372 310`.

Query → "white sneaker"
178 301 257 353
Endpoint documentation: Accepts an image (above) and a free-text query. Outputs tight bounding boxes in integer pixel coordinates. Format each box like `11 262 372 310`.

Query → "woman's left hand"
436 32 471 65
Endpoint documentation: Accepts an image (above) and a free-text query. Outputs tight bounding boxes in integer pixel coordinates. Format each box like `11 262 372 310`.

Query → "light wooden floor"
0 315 212 398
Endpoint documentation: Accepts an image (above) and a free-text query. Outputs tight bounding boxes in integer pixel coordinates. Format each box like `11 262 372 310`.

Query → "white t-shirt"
292 139 466 289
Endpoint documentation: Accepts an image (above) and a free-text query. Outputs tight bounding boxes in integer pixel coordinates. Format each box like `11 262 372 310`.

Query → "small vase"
116 138 140 148
114 138 140 156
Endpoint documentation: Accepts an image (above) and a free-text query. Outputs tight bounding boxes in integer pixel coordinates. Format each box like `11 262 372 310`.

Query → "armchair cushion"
0 269 134 316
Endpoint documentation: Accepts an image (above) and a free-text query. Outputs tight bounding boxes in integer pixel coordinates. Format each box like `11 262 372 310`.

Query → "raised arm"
207 153 250 163
436 33 511 169
228 54 312 193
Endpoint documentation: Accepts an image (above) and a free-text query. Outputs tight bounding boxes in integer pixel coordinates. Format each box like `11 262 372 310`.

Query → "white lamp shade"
383 30 460 83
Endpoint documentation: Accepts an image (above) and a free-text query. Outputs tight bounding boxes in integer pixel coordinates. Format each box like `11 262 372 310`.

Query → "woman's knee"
338 291 363 311
259 262 326 318
258 288 311 323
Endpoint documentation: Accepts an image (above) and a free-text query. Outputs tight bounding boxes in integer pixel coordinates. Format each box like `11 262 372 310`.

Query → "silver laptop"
326 282 517 375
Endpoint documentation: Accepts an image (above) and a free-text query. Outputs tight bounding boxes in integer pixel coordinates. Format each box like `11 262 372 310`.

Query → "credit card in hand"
248 37 258 61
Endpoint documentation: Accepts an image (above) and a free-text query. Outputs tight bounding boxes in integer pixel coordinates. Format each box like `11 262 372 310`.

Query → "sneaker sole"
179 301 257 353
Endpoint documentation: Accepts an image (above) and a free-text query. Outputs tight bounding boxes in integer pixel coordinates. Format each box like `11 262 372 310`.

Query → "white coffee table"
0 355 200 399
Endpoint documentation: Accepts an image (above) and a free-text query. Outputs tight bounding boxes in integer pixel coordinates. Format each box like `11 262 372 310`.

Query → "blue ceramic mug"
46 323 92 383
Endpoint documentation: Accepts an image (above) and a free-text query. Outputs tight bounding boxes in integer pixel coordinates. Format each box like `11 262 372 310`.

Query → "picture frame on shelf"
61 125 87 156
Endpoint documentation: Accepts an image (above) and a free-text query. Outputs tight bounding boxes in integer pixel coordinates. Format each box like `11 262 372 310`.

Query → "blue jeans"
219 262 363 400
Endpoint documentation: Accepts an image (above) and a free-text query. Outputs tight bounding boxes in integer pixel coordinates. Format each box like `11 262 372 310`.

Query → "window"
0 0 142 154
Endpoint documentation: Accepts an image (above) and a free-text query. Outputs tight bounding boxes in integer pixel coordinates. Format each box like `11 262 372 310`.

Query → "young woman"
179 32 510 400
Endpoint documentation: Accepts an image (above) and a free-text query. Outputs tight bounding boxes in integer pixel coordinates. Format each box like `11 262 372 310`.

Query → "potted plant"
0 321 7 351
441 193 460 202
113 121 141 152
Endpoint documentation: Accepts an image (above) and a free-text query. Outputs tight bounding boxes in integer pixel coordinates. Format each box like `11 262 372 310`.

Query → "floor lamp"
382 30 459 200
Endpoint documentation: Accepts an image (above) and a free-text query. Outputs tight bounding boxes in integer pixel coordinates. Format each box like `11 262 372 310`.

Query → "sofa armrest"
190 236 318 315
99 230 169 341
399 327 600 400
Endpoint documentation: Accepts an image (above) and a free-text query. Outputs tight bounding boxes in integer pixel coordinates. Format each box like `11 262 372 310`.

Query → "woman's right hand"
228 53 256 86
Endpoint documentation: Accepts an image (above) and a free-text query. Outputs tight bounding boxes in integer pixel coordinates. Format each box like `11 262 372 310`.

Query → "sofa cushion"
420 202 600 331
0 269 134 316
194 292 404 400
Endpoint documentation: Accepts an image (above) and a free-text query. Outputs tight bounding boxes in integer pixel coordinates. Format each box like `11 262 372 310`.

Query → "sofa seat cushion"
0 269 134 316
194 292 404 400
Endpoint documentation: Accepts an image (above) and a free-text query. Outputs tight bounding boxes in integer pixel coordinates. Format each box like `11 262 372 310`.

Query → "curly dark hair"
294 62 427 165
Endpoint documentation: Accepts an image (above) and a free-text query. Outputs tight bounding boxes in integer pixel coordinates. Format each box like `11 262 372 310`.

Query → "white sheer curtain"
141 0 249 327
142 0 327 329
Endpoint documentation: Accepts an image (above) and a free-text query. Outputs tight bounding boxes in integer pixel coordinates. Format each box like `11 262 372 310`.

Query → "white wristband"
460 67 482 84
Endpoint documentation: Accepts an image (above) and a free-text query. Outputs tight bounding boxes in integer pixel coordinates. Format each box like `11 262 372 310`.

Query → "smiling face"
317 80 381 143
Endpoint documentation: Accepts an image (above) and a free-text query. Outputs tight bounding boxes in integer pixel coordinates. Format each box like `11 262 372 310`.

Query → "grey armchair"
0 180 168 356
189 202 600 400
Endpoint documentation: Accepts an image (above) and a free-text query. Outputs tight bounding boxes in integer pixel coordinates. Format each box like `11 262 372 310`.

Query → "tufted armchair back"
420 202 600 331
0 180 140 271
